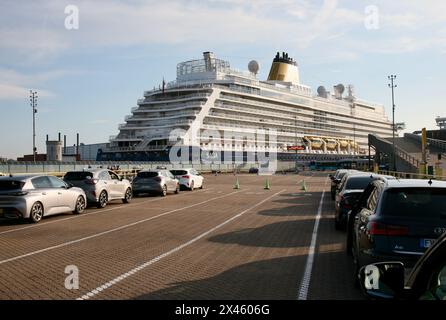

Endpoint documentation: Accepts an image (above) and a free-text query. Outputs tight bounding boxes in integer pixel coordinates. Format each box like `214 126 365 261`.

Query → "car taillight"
369 222 409 236
10 191 28 196
340 195 351 209
84 179 99 185
182 175 190 179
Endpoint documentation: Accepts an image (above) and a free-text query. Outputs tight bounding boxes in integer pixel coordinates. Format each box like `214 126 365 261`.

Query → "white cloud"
0 84 53 100
0 0 446 65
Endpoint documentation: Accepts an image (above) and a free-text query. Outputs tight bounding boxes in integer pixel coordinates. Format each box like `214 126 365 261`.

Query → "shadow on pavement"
134 251 363 300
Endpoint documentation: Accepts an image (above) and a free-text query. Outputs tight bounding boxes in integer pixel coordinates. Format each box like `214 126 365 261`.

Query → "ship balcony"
126 113 197 122
120 120 194 130
109 135 117 141
110 134 141 141
137 93 210 105
132 102 204 114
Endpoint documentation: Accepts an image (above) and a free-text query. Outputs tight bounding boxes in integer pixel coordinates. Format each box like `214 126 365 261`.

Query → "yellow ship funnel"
267 52 300 84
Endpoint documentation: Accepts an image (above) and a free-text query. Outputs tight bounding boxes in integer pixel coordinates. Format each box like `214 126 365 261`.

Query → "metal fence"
0 161 299 176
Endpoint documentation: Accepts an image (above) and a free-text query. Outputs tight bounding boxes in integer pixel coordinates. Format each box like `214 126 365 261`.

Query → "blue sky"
1 0 446 159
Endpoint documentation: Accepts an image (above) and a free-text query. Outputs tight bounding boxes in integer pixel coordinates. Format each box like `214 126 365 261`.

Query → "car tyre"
199 181 203 189
189 181 194 191
175 183 180 194
122 188 132 203
161 185 167 197
29 202 44 223
73 196 86 214
96 190 108 208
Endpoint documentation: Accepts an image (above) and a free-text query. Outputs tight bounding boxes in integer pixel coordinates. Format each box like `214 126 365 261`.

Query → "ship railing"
405 132 446 153
132 102 205 113
138 93 210 105
125 111 197 121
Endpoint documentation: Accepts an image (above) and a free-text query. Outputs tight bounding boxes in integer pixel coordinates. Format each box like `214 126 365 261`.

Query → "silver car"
0 175 87 223
63 169 132 208
132 170 180 197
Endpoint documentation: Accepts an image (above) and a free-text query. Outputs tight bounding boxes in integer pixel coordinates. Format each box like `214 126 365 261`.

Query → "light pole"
388 75 397 171
30 90 38 162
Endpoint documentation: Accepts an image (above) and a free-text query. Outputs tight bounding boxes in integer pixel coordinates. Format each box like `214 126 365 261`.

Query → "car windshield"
0 180 25 191
64 172 93 180
170 170 187 176
137 172 159 178
381 187 446 218
345 176 373 190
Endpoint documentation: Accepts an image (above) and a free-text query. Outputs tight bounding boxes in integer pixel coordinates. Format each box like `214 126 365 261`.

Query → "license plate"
421 238 435 249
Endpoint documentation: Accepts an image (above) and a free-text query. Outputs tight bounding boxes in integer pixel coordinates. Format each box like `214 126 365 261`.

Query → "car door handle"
58 192 62 195
41 192 47 195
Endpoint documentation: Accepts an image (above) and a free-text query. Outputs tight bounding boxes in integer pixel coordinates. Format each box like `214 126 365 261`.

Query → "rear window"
345 176 373 190
381 188 446 218
0 180 25 191
337 172 348 180
170 170 187 176
64 171 93 180
137 172 159 178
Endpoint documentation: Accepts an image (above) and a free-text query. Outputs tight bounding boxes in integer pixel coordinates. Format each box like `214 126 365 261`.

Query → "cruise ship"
98 52 393 162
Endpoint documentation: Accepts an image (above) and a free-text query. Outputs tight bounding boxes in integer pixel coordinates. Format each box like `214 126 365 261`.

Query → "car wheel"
190 181 194 191
29 202 44 223
122 188 132 203
161 185 167 197
96 190 108 208
73 196 86 214
174 183 180 194
199 181 203 189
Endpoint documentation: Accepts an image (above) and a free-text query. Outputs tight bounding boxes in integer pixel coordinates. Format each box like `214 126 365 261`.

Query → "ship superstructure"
99 52 393 161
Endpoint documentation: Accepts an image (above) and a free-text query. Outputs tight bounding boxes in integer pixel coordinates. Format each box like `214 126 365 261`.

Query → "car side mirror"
359 262 405 299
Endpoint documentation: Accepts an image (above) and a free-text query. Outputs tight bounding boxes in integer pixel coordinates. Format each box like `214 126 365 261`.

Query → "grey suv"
64 169 132 208
132 170 179 197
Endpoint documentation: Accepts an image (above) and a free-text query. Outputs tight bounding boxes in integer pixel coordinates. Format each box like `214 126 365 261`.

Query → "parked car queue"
0 167 205 223
330 169 446 300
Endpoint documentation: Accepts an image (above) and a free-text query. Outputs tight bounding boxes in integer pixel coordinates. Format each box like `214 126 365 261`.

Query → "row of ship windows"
214 101 391 134
202 120 370 140
219 92 389 128
206 112 389 137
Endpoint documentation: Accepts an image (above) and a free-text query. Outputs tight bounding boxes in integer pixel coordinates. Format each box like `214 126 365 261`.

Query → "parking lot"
0 172 363 300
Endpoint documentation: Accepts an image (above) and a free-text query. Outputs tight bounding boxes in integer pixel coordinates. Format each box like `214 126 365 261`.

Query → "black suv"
349 178 446 281
359 231 446 300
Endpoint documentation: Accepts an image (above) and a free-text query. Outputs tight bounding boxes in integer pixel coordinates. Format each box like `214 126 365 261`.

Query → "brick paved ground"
0 172 363 300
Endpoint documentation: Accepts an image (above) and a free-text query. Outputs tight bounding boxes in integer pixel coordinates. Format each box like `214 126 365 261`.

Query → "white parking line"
0 188 213 236
0 189 241 266
297 178 327 300
77 189 286 300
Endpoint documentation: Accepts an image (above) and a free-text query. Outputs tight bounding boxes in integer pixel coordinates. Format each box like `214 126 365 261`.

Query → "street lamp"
30 90 38 162
388 75 397 171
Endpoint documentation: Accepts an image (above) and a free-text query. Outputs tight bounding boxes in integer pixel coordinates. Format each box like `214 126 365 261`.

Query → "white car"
170 168 204 191
0 175 87 223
